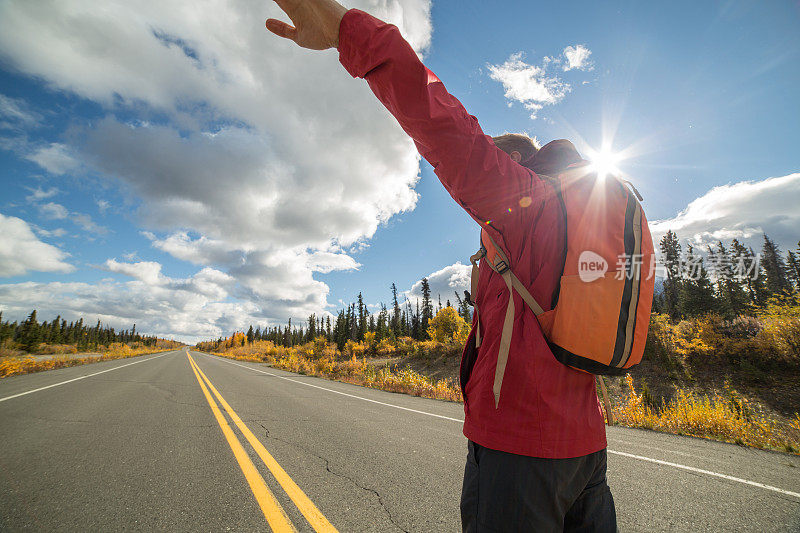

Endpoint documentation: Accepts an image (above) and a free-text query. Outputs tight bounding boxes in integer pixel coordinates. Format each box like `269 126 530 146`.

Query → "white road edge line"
201 353 800 501
608 450 800 500
0 351 173 403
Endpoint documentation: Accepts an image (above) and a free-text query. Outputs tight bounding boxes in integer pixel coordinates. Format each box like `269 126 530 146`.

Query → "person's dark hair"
491 133 540 166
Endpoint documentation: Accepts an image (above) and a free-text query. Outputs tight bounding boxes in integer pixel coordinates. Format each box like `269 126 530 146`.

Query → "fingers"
265 18 298 41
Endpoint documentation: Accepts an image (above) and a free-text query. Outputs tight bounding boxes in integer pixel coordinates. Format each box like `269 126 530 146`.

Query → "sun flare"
587 147 622 181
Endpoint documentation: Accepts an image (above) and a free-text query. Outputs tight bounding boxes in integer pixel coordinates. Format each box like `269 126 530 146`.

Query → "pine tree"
307 314 317 341
376 304 388 340
391 283 401 337
750 246 771 305
334 310 346 350
678 244 715 317
247 325 254 344
730 240 758 304
787 249 800 290
0 312 7 345
420 278 433 337
710 241 747 318
20 310 41 352
659 230 682 318
357 293 366 340
349 304 357 340
761 234 790 295
454 291 472 321
412 300 421 340
50 315 61 343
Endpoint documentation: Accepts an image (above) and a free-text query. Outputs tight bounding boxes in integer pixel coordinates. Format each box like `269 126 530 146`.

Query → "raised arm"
266 0 534 247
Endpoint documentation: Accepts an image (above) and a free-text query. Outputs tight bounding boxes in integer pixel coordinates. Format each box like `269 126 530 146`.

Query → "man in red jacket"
266 1 617 531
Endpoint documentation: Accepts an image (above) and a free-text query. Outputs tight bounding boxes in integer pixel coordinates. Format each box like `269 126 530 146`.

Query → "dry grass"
0 343 174 378
212 338 462 402
612 375 800 454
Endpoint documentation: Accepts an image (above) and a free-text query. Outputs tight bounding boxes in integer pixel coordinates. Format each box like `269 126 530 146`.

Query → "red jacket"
338 9 606 458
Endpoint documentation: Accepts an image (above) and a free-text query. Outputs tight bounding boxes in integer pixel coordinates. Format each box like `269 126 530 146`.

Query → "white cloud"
0 213 74 277
562 45 593 71
0 279 252 345
32 226 67 238
306 251 361 274
0 254 296 343
649 172 800 252
104 258 165 285
96 199 110 214
38 202 69 220
103 258 235 301
487 52 571 118
25 143 79 175
487 44 594 118
25 186 59 202
148 232 241 266
0 0 433 331
72 212 109 235
80 115 418 251
37 202 109 235
177 267 236 300
406 261 471 306
144 231 358 320
0 93 41 129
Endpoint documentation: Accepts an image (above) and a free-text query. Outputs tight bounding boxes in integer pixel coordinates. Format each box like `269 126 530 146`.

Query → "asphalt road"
1 349 798 532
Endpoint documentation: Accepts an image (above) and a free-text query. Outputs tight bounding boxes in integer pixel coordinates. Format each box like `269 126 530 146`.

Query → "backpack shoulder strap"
473 229 545 407
480 229 544 315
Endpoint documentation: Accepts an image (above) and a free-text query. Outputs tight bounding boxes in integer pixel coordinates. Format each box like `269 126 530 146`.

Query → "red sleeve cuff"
337 9 388 79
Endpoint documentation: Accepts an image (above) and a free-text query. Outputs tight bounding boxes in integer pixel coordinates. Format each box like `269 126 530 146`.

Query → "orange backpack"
469 161 655 413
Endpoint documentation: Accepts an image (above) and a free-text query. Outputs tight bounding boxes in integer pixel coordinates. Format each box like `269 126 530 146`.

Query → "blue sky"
1 0 798 343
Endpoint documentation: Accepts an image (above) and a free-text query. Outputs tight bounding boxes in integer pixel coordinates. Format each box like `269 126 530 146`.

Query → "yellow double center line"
187 353 338 532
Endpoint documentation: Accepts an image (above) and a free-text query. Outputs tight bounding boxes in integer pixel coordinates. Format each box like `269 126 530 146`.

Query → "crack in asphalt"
86 378 211 410
258 423 411 533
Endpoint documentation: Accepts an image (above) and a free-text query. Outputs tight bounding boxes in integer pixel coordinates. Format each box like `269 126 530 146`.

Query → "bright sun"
587 147 622 181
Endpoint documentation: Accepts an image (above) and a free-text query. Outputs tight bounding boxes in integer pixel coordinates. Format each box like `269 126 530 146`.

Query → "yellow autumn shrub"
0 343 171 378
427 306 467 344
614 375 799 453
756 296 800 360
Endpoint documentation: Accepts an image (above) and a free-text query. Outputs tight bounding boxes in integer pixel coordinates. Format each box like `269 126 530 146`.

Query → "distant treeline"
0 310 172 353
655 233 800 319
197 280 473 353
199 232 800 354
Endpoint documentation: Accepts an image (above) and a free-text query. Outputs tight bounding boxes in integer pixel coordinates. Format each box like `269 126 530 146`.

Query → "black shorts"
460 441 617 532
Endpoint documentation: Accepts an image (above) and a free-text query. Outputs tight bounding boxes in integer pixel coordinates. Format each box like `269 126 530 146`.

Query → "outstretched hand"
266 0 348 50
